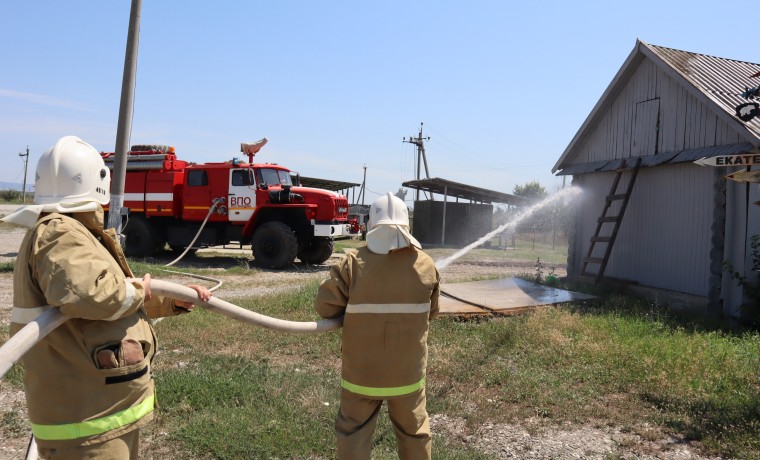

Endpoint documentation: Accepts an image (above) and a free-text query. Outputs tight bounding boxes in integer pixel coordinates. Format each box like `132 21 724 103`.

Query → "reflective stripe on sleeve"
345 303 430 314
11 306 51 325
104 280 137 321
31 393 155 441
341 377 425 397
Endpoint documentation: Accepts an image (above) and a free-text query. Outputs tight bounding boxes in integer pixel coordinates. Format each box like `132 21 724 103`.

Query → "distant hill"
0 182 33 192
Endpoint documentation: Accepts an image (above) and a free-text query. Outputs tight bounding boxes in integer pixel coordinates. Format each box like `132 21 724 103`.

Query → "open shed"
293 175 361 201
403 177 528 248
553 39 760 319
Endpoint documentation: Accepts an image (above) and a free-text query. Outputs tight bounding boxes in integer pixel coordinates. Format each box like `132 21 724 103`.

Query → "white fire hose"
0 279 342 380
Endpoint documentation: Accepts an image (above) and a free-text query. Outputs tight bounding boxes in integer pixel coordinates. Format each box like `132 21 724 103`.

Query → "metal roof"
553 39 760 173
645 42 760 140
294 175 360 192
555 142 756 175
402 177 530 206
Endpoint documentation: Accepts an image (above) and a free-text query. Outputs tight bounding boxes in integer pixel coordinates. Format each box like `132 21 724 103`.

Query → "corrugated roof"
294 175 360 192
645 43 760 140
555 142 757 175
402 177 529 206
553 39 760 174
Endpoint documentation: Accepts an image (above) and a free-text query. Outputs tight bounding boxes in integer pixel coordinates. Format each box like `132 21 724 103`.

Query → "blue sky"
1 1 756 206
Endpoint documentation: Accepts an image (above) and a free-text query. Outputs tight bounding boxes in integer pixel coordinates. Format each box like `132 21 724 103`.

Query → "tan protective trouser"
336 388 431 460
36 429 140 460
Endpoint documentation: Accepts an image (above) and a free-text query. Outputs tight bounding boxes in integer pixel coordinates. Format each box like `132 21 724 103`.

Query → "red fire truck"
102 139 352 269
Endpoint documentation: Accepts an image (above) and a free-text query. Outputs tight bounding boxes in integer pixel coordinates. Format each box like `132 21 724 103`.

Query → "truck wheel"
297 239 334 264
123 216 158 257
252 222 298 269
169 245 197 256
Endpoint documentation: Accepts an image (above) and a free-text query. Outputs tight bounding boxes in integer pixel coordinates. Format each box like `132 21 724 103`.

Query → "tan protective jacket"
9 209 181 449
315 245 440 399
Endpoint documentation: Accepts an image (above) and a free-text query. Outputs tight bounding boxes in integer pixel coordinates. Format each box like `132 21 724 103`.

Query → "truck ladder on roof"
581 157 642 284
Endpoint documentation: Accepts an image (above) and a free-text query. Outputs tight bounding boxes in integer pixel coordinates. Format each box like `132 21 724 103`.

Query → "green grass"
5 234 759 458
150 283 490 458
143 284 760 459
337 234 568 266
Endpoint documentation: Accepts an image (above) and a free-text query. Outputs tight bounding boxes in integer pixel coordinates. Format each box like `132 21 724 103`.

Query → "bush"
724 234 760 323
0 189 21 202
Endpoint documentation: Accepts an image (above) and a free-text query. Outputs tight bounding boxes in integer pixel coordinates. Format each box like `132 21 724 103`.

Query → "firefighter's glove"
95 339 145 369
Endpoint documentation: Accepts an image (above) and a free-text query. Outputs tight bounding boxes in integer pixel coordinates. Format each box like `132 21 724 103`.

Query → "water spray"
434 186 581 271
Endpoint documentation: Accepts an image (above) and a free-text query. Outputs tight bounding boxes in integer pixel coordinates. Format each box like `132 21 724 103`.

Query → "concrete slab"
439 277 596 316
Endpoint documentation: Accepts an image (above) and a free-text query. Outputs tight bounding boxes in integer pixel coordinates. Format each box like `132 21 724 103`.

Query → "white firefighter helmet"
368 192 411 229
366 192 421 254
34 136 111 206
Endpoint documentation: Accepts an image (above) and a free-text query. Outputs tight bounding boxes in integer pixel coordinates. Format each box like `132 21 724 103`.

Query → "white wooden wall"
572 164 715 296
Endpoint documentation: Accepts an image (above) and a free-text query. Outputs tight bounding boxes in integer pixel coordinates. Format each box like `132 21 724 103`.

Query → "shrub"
724 234 760 323
0 189 21 202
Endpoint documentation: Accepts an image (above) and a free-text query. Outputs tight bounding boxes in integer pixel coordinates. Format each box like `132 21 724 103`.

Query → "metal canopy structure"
294 175 360 192
402 177 529 206
294 175 363 204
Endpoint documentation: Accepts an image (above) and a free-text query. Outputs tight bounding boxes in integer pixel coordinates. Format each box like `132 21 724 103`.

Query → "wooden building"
553 40 760 319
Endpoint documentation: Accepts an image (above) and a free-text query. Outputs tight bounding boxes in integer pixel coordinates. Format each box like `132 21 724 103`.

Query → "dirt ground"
0 211 726 459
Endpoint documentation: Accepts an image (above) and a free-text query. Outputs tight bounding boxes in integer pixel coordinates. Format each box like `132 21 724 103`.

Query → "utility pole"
107 0 142 234
19 146 29 203
359 164 367 205
402 122 430 202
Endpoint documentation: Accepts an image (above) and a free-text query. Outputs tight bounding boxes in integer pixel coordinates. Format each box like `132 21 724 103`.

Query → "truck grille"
336 197 349 218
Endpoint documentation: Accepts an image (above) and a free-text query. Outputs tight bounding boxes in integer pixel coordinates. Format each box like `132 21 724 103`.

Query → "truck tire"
123 215 158 257
297 239 334 264
252 222 298 269
169 244 197 256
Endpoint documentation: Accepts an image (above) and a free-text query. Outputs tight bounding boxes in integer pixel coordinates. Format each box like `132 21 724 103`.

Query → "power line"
425 124 545 171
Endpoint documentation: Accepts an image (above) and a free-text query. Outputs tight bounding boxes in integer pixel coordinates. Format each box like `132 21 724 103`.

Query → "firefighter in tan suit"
2 136 211 460
316 192 440 460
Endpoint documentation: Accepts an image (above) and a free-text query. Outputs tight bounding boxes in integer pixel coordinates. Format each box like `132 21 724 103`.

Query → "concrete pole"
19 146 29 203
107 0 142 233
361 164 367 205
416 144 421 203
441 185 448 246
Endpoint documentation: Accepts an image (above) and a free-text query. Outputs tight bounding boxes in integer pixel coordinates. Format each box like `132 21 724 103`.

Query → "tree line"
494 180 575 238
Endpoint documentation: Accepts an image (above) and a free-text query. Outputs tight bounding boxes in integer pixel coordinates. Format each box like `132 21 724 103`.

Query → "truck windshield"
257 168 293 187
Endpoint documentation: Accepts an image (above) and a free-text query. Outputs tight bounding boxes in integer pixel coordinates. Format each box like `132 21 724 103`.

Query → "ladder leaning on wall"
580 157 642 283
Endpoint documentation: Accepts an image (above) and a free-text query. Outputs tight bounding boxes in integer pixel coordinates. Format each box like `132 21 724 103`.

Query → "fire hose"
0 279 343 380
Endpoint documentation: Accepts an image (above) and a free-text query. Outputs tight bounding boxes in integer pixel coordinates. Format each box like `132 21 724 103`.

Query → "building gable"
553 40 760 173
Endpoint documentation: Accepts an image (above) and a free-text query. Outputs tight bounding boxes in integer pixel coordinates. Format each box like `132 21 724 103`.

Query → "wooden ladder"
581 157 642 283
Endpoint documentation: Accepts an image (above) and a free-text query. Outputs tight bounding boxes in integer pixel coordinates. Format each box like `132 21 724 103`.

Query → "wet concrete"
439 277 596 316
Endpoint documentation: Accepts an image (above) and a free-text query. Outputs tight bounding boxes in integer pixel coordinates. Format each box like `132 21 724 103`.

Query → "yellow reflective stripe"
32 394 155 441
341 378 425 397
